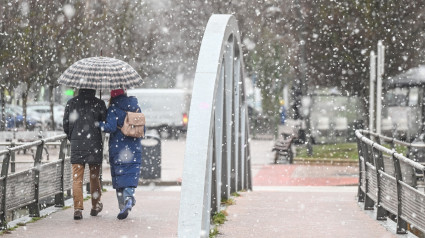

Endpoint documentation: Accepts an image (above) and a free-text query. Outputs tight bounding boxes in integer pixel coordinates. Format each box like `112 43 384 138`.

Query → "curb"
294 158 358 166
102 180 181 187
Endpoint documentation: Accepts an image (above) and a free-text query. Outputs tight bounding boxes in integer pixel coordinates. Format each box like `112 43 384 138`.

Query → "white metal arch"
178 15 252 238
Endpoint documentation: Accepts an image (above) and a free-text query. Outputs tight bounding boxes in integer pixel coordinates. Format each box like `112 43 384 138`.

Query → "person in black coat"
63 88 107 220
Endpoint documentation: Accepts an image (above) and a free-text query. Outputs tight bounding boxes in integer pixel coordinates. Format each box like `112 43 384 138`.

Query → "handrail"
356 130 425 170
178 14 252 238
358 129 425 148
356 129 425 234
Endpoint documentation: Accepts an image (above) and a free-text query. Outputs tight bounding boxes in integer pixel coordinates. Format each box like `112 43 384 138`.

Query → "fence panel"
5 169 36 211
378 171 397 214
356 129 425 234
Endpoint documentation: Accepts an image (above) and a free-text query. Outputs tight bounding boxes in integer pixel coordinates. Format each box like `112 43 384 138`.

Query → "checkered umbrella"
58 57 143 90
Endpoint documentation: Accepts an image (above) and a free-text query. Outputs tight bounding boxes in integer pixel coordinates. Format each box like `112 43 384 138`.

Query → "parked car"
0 105 38 130
127 88 191 139
27 104 65 130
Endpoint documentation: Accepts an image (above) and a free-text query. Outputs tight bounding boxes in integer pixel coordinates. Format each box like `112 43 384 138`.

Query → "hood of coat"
111 94 139 112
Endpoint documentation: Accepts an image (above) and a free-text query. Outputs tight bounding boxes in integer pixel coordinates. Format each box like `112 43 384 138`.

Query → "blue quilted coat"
100 94 143 189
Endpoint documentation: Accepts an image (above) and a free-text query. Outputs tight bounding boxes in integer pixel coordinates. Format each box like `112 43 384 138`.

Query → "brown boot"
74 209 83 220
90 202 103 216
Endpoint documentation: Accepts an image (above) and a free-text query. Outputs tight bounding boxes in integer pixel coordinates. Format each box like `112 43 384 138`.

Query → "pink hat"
111 89 125 98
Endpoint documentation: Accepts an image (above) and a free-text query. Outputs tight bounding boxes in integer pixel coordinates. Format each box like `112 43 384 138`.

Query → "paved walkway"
4 186 180 238
1 138 410 237
217 186 407 238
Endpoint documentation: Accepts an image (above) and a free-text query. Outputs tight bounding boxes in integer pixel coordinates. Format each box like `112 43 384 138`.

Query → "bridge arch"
178 14 252 237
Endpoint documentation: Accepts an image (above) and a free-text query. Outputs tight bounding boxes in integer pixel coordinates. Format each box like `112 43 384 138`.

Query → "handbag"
118 109 145 138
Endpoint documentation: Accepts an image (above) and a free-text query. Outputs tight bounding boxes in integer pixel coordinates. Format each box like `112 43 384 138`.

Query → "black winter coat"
63 89 107 164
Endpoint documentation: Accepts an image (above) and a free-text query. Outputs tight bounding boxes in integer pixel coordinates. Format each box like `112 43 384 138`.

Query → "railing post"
373 147 387 220
29 140 44 217
10 142 15 173
0 153 10 229
356 136 365 202
55 139 67 207
392 154 408 234
362 141 374 210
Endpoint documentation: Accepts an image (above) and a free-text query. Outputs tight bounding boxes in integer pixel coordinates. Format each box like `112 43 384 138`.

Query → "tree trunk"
22 91 28 130
49 85 55 130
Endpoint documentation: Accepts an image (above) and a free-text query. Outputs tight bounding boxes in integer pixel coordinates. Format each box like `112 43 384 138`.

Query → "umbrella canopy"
387 65 425 89
58 57 143 90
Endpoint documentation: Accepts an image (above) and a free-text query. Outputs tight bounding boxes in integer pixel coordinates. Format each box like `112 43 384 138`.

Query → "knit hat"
111 89 125 98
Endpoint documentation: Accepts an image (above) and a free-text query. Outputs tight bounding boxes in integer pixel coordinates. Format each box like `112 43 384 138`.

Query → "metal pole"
356 136 365 202
29 141 43 217
55 139 67 207
393 154 408 234
376 41 385 134
0 154 10 229
369 51 376 132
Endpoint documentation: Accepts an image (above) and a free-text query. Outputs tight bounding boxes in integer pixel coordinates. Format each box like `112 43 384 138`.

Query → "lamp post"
376 40 385 135
369 51 376 132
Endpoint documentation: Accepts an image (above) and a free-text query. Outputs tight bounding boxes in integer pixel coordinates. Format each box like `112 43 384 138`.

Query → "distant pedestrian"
99 88 144 220
63 88 107 220
280 100 287 125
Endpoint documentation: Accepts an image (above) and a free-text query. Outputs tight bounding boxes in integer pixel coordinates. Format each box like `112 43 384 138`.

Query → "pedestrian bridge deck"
1 138 412 238
5 185 408 238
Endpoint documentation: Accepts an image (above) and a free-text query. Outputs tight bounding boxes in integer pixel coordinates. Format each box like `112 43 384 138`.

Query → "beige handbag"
119 109 145 138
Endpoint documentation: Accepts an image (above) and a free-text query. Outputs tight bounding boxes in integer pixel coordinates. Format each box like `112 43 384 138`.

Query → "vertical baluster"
240 100 246 190
233 43 240 192
225 37 236 195
221 61 229 201
210 125 218 220
393 154 407 234
66 141 72 196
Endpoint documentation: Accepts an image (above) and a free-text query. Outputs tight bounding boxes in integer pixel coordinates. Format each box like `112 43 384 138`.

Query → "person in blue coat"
99 88 144 220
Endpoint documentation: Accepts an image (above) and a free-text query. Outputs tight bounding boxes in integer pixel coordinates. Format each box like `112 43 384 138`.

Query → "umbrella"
58 57 143 90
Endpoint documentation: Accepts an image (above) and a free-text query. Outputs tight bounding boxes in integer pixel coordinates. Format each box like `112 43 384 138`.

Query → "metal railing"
0 134 90 228
356 129 425 234
178 14 252 238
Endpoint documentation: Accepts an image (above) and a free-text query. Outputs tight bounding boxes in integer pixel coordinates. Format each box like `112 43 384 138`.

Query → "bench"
272 129 295 164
